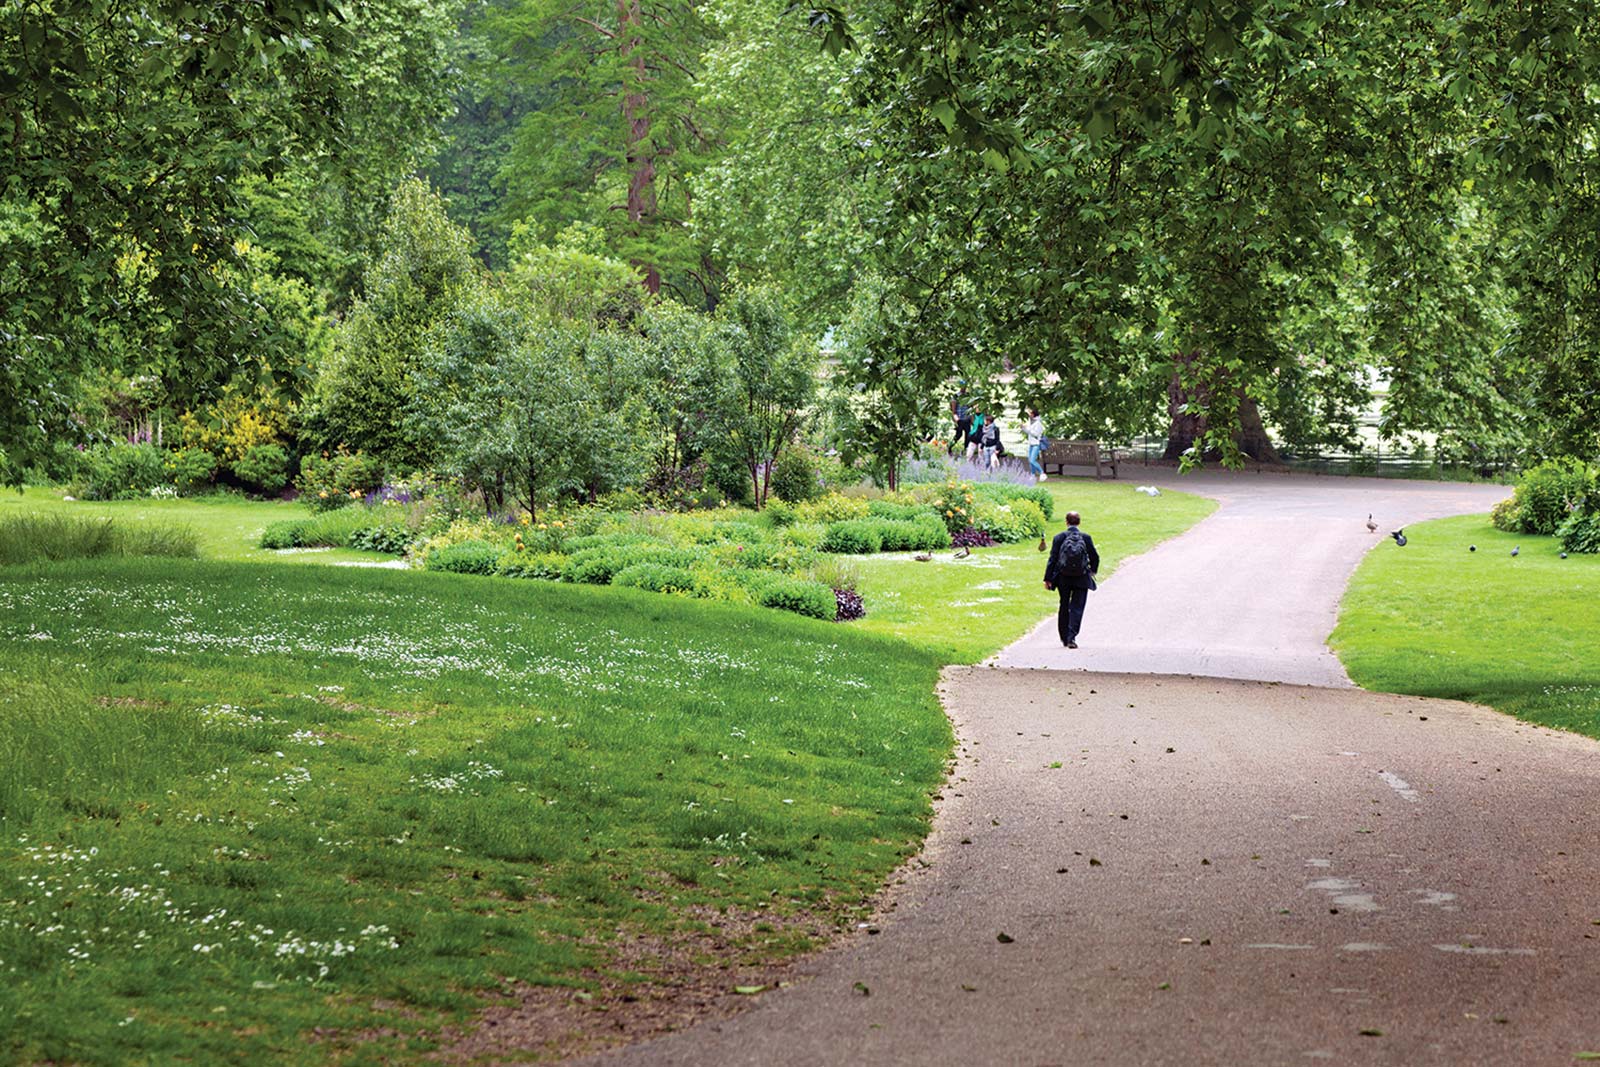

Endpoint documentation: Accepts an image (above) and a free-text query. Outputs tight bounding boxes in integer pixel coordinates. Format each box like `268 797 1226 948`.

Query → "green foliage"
771 446 825 504
820 520 884 555
232 444 290 496
1558 510 1600 555
708 288 816 508
872 516 951 552
165 448 217 496
754 576 838 620
794 493 871 525
297 452 381 512
312 180 484 470
258 520 307 550
348 522 413 554
1489 496 1521 533
973 482 1055 521
0 515 198 566
424 539 505 575
613 563 697 595
1510 458 1595 535
969 497 1046 544
925 480 978 534
79 444 168 501
493 550 570 580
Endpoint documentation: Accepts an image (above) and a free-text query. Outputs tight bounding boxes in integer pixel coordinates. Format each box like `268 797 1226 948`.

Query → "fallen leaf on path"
733 985 766 995
853 981 870 996
1359 1028 1384 1037
996 932 1015 944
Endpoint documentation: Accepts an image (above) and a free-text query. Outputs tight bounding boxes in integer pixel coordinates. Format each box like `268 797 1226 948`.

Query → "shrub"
820 519 884 554
0 515 199 565
1557 510 1600 554
807 555 860 593
771 447 823 503
794 493 871 524
166 448 216 496
81 443 168 500
688 565 756 603
781 523 826 549
970 497 1046 543
349 522 412 554
1489 496 1520 532
298 451 381 512
952 526 997 548
613 562 697 594
297 507 373 548
258 520 307 549
973 482 1055 521
867 500 935 522
494 550 569 580
926 480 977 533
233 443 290 495
834 588 865 621
763 498 797 527
425 540 504 575
755 576 837 619
1511 457 1595 535
564 543 705 584
873 515 952 552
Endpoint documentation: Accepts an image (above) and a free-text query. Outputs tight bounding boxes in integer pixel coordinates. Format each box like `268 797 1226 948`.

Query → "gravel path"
580 471 1600 1066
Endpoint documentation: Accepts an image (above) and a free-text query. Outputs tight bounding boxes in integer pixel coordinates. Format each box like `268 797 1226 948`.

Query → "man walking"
1043 510 1099 648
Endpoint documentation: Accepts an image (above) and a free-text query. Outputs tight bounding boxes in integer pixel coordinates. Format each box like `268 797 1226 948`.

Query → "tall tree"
481 0 719 301
0 0 458 484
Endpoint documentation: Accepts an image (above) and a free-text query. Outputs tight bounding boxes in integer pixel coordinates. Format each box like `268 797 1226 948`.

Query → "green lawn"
854 481 1216 661
0 477 1215 1064
1333 513 1600 739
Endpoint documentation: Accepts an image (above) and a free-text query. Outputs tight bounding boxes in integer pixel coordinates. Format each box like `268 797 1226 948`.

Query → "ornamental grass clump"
0 514 198 565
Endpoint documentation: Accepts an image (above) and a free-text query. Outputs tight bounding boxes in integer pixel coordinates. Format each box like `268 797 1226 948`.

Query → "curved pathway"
581 472 1600 1066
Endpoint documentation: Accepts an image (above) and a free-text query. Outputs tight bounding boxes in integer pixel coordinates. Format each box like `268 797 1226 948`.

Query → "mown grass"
0 487 391 565
853 480 1217 661
0 512 198 565
1333 513 1600 739
0 476 1217 1064
0 560 950 1065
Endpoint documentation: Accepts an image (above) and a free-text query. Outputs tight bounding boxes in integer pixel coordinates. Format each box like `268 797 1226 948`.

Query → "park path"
578 471 1600 1066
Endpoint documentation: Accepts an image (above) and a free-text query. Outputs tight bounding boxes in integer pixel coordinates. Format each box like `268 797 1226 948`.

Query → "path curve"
996 468 1511 685
579 472 1600 1066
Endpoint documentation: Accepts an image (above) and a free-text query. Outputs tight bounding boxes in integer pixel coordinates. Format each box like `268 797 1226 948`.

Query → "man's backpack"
1055 528 1089 578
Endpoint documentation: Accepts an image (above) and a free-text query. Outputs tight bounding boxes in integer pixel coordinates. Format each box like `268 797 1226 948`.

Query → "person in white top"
1024 409 1046 481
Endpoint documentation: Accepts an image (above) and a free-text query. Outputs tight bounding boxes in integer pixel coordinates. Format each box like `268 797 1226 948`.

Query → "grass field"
0 478 1214 1063
1333 514 1600 739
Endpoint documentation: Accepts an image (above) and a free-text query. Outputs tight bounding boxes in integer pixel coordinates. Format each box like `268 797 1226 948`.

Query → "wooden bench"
1040 439 1119 479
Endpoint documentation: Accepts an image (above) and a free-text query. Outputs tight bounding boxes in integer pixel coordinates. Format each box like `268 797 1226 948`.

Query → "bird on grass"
1390 529 1407 547
1469 545 1477 552
1560 552 1569 559
1366 514 1378 533
913 552 932 562
953 546 971 559
1511 545 1520 557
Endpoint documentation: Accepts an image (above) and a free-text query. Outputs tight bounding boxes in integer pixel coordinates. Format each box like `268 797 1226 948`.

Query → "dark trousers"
952 419 971 454
1057 586 1088 644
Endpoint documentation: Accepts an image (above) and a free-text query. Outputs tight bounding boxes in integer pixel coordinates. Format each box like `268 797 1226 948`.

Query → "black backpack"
1055 528 1089 578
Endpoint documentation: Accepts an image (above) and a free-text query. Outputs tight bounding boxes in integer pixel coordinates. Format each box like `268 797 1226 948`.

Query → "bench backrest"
1043 440 1101 462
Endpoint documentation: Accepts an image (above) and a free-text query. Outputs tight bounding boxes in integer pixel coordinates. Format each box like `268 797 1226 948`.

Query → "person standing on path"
1043 510 1099 648
980 415 1002 471
1024 409 1045 481
950 395 972 457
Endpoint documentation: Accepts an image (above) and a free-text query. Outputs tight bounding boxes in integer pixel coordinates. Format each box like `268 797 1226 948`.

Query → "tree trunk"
618 0 661 294
1163 349 1281 464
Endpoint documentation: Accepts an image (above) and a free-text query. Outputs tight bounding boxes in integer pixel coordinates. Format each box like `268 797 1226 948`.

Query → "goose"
1366 514 1378 533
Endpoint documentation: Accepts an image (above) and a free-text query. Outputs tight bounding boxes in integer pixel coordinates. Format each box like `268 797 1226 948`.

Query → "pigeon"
953 546 971 559
1469 545 1476 552
1510 545 1519 557
913 552 932 562
1390 529 1407 547
1366 514 1378 533
1560 552 1569 559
